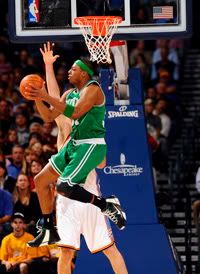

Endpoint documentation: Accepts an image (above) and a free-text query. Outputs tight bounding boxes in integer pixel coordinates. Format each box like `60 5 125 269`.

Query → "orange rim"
74 16 122 36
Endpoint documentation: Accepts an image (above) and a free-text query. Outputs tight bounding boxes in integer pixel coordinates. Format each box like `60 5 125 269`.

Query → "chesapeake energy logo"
108 106 139 118
104 153 143 176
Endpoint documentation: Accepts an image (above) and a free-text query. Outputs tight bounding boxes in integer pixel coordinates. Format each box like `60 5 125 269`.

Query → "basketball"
19 74 44 100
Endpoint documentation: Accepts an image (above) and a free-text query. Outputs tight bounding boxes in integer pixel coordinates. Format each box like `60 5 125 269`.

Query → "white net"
74 16 122 64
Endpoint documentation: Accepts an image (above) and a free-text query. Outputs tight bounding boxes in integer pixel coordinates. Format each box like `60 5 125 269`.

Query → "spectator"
14 112 30 147
41 122 56 147
153 99 172 173
153 99 171 138
29 122 42 135
152 39 179 65
28 132 42 147
7 145 24 180
156 69 178 102
18 49 37 75
55 66 68 93
155 81 168 100
0 98 13 134
13 173 42 234
0 52 12 75
129 40 152 67
146 86 157 102
151 39 179 81
144 98 162 140
152 47 178 82
21 148 38 175
134 53 149 82
0 212 51 274
0 188 13 242
0 161 16 193
29 141 48 163
2 129 18 156
28 159 44 192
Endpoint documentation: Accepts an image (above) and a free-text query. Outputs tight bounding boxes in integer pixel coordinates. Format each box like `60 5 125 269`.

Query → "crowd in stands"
0 1 186 273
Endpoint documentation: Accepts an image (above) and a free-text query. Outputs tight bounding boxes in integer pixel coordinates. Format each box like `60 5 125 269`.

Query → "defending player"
26 42 126 247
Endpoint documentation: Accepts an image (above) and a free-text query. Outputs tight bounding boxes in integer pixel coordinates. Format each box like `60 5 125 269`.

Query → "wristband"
75 60 94 77
63 104 75 118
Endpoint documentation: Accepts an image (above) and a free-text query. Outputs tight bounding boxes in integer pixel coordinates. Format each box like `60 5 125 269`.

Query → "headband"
75 59 94 77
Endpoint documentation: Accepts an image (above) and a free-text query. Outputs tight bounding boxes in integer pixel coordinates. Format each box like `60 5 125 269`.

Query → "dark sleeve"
4 176 16 193
29 192 42 222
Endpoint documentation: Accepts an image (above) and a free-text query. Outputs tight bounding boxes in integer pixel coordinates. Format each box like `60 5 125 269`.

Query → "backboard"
8 0 192 43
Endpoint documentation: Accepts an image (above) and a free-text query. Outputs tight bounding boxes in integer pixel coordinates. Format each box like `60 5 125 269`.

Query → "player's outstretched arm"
40 41 61 99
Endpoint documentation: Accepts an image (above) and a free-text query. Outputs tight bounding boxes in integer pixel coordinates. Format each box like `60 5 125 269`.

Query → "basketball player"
33 42 128 274
26 43 126 247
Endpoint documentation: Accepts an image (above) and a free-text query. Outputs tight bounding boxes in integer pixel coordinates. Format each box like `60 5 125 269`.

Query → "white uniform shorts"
56 194 115 253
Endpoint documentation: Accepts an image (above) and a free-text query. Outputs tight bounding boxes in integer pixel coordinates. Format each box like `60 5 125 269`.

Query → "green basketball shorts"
49 139 106 186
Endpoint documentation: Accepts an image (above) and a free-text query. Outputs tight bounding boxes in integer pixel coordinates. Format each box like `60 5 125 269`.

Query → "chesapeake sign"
104 153 143 177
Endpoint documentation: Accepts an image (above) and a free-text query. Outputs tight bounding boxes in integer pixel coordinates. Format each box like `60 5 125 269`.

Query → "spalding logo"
108 106 139 118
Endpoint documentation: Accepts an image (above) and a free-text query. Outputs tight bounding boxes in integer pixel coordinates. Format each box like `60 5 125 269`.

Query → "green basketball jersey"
66 80 106 140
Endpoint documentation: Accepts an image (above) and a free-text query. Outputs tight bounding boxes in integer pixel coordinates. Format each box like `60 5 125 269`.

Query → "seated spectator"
0 188 13 243
28 132 42 147
55 66 68 93
0 51 12 75
153 99 172 173
0 212 51 274
41 122 56 147
153 99 172 139
13 112 30 147
146 86 157 102
129 40 152 67
9 89 23 108
28 159 44 192
29 122 43 135
151 39 179 82
6 145 24 180
2 129 18 156
0 98 13 134
18 49 38 75
21 148 38 175
152 39 179 67
29 141 50 163
155 81 168 100
13 173 42 235
0 161 16 193
152 54 177 84
134 53 149 83
144 98 162 141
155 70 178 103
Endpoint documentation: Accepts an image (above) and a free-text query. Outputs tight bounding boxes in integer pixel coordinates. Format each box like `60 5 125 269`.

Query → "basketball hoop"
74 16 122 64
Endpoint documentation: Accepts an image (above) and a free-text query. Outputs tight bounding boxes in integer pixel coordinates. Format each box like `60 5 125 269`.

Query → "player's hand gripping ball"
19 74 44 100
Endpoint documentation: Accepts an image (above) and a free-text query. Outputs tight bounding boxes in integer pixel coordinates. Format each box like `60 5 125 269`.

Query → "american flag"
153 6 173 19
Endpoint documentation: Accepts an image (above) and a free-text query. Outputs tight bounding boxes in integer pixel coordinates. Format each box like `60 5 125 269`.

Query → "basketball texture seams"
19 74 44 100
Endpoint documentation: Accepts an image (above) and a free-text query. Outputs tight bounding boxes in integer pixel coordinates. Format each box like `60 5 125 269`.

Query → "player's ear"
81 71 87 78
